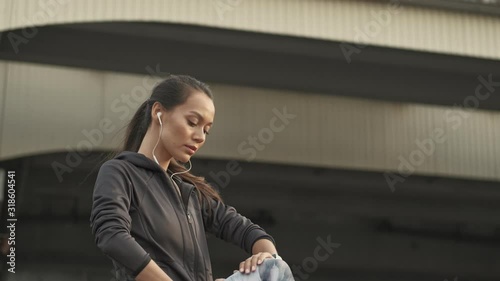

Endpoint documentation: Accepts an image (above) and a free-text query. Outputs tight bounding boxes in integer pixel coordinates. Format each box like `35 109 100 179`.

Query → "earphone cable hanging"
152 111 193 182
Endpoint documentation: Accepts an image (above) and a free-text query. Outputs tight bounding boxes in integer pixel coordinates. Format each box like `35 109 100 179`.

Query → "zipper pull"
187 213 193 224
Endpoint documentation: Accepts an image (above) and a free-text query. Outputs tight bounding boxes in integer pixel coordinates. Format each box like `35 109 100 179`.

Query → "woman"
90 75 292 281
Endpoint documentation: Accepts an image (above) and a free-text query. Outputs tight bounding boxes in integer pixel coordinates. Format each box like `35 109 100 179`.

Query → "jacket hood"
115 151 186 184
115 151 165 173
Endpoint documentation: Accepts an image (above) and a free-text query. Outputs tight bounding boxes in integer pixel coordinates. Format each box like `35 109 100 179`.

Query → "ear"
151 102 164 124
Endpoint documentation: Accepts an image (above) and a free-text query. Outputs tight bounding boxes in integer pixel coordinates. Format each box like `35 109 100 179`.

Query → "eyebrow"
189 111 213 125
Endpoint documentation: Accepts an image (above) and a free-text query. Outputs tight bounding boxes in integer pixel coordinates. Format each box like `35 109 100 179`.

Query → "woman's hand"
238 252 274 274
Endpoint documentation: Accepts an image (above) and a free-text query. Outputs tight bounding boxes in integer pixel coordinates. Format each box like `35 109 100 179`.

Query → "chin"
175 154 191 164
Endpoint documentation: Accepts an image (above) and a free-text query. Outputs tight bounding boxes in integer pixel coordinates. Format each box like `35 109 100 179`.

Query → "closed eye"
188 120 210 135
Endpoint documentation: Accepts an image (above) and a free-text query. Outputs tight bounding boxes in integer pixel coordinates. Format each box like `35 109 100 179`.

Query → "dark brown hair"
122 74 221 204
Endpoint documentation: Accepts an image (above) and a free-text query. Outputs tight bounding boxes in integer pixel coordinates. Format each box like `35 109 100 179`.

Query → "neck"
138 128 172 171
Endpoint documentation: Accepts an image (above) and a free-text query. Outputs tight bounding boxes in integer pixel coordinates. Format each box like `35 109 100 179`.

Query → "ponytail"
168 160 222 205
123 99 152 152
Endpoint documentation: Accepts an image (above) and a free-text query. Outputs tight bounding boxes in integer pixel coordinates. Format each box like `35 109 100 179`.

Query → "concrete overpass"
0 1 499 280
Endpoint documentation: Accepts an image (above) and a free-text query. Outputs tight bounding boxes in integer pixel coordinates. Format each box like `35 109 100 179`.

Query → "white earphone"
153 111 162 165
152 110 192 180
157 111 162 125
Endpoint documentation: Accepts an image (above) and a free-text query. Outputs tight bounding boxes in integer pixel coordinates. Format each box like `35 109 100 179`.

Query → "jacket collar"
116 151 195 202
116 151 164 172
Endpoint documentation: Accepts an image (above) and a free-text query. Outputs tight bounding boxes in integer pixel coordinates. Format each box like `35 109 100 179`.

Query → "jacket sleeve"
202 197 276 254
89 161 151 277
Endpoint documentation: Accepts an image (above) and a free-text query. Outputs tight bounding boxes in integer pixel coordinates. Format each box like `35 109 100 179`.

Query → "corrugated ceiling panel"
0 62 499 183
0 62 104 158
0 0 498 60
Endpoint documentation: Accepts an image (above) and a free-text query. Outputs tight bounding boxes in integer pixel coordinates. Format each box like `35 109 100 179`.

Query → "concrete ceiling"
0 22 499 111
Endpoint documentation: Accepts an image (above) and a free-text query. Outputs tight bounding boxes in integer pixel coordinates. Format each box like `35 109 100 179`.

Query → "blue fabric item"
224 258 295 281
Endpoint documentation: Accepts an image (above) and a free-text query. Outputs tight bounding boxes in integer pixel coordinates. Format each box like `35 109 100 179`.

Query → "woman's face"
161 91 215 163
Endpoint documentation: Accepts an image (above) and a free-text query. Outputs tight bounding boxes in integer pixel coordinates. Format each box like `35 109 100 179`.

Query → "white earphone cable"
170 159 192 182
152 114 162 166
152 112 193 181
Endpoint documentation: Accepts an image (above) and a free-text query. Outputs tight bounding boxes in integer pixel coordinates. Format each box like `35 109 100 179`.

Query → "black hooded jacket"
90 151 275 280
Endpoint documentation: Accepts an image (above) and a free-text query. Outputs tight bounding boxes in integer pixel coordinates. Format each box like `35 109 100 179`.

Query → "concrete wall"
1 61 499 182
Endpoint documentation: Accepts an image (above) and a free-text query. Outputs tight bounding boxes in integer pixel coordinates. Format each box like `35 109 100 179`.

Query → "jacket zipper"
185 191 201 281
171 177 200 280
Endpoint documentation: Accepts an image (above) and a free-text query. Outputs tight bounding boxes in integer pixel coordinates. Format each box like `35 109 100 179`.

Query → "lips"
185 145 197 154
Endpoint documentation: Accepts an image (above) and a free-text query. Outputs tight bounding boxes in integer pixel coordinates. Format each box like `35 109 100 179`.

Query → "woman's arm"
201 197 280 274
202 198 276 254
90 162 157 278
252 238 277 255
236 239 279 274
135 260 173 281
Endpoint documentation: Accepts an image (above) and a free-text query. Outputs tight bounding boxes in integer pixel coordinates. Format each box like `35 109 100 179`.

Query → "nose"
193 128 205 144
